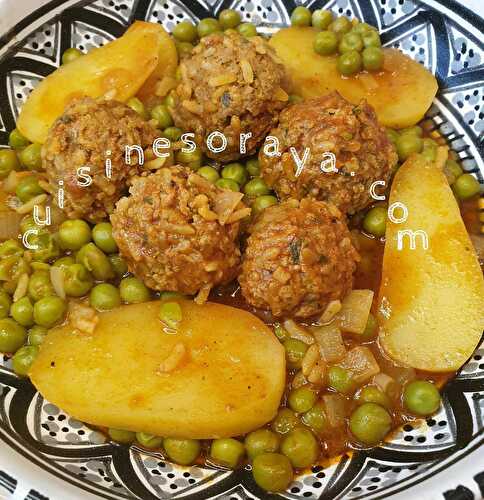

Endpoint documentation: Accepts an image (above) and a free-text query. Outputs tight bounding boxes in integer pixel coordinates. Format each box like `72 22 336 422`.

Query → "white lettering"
291 147 311 178
181 133 196 153
153 138 171 158
206 131 227 154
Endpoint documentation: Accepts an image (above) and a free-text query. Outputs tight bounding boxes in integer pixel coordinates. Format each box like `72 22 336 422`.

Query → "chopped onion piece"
311 323 346 363
50 266 66 299
373 373 399 399
336 289 374 334
339 346 380 385
283 319 314 345
322 394 346 428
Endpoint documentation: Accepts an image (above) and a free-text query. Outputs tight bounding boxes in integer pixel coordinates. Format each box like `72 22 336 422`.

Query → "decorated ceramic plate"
0 0 483 499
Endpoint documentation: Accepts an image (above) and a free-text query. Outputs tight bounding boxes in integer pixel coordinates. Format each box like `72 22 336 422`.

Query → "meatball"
239 198 359 318
42 97 158 223
171 31 288 162
111 165 248 299
259 92 398 214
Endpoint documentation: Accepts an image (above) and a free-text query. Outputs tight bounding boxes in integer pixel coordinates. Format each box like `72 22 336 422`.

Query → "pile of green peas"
169 9 257 59
289 7 384 76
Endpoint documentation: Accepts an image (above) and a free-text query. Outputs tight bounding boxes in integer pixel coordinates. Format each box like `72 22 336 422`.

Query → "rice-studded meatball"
171 31 288 162
239 198 359 318
42 97 159 223
111 165 249 299
259 92 398 214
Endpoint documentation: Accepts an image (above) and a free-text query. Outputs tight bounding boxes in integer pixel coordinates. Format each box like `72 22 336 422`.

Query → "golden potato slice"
377 153 484 371
17 22 174 143
269 27 438 128
30 299 285 439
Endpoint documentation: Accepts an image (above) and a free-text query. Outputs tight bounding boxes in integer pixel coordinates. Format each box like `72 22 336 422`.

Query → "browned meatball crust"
42 97 158 223
111 165 249 298
171 31 288 162
239 198 359 318
259 92 398 214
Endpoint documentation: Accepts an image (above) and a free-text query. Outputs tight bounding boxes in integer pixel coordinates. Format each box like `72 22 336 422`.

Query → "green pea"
163 92 176 109
10 296 34 327
160 291 185 301
400 125 423 137
386 128 399 144
288 94 304 104
328 366 355 394
108 428 136 444
280 427 320 468
90 283 121 311
119 277 150 304
162 126 183 142
283 338 308 369
9 128 30 150
349 402 392 445
0 239 23 259
0 318 27 352
59 219 91 251
337 50 362 76
252 453 293 492
312 9 333 30
237 23 257 37
216 178 240 192
197 166 220 183
28 325 48 346
302 401 327 434
159 301 182 329
363 206 387 238
52 256 75 270
0 255 30 283
76 243 114 281
244 177 270 197
360 312 378 341
12 345 38 377
329 16 352 36
396 134 423 162
63 263 93 297
245 429 280 459
222 163 247 185
127 97 148 119
453 173 480 200
362 46 384 71
443 158 463 183
172 21 198 43
352 22 375 35
92 222 117 254
33 296 66 328
150 104 173 129
403 380 441 416
109 254 128 278
29 231 60 263
271 408 299 435
252 195 278 215
273 323 287 341
288 386 318 413
357 386 391 409
290 6 312 27
339 32 363 53
176 41 194 58
175 148 202 170
314 30 339 56
136 432 163 449
164 438 201 465
0 290 12 319
219 9 241 30
210 438 245 468
0 149 20 178
18 143 42 171
197 18 221 38
28 270 54 302
62 47 83 65
362 30 381 48
16 176 45 203
420 138 438 162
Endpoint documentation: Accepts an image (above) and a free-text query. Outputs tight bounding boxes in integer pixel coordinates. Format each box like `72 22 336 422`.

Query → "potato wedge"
17 22 173 144
269 27 438 128
30 299 285 439
377 153 484 371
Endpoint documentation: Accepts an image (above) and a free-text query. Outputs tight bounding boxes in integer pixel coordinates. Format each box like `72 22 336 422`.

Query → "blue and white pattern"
0 0 482 499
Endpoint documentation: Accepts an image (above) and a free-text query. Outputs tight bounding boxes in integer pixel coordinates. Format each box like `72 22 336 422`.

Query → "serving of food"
0 0 482 498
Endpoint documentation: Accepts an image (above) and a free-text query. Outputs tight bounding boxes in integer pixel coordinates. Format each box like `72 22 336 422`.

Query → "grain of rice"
15 194 48 214
240 59 254 84
13 273 29 302
208 73 237 87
